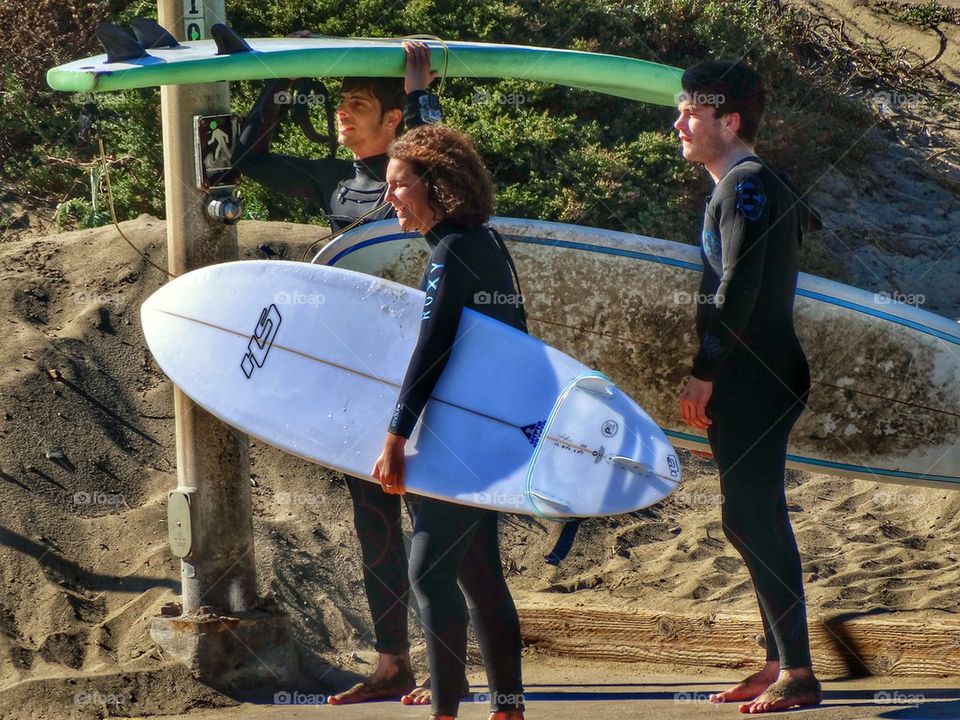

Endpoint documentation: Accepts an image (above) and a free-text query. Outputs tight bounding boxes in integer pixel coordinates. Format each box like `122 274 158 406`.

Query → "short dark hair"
681 60 765 144
341 77 406 124
389 125 495 227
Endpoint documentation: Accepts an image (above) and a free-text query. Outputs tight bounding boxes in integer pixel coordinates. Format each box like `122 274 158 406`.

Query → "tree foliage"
3 0 873 250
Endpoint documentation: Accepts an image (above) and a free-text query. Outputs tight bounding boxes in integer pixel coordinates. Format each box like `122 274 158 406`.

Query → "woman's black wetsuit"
231 80 441 658
391 219 526 717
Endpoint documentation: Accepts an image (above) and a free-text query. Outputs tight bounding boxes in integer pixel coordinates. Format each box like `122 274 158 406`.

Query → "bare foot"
711 661 780 703
327 653 415 705
740 669 822 714
401 683 432 706
401 675 471 705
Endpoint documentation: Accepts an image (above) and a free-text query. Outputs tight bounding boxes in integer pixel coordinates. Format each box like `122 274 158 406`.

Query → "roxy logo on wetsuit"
421 262 444 321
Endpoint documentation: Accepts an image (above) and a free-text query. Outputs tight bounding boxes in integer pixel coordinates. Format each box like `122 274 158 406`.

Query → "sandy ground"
781 0 960 318
0 214 956 719
0 3 958 718
122 657 960 720
800 0 960 84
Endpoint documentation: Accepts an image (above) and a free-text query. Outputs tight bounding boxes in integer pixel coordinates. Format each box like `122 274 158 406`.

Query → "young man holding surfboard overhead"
675 60 823 714
374 124 526 720
233 40 441 233
232 43 457 707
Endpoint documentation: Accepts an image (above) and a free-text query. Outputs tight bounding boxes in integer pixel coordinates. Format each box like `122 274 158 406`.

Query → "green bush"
6 0 877 256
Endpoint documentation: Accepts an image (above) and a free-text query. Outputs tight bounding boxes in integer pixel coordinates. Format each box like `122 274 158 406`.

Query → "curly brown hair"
388 125 495 227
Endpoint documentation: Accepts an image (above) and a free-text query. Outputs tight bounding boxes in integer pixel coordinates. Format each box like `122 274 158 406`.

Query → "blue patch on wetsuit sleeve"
703 334 723 359
736 176 767 221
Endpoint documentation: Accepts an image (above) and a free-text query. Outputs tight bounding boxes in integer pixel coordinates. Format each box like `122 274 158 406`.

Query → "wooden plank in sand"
517 602 960 678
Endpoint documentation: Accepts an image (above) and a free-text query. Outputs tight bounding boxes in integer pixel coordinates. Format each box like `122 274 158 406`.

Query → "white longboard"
314 218 960 489
140 261 680 517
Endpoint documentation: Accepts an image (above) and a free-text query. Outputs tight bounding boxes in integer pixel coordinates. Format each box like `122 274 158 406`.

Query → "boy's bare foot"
327 653 415 705
711 660 780 703
401 675 471 705
740 669 822 714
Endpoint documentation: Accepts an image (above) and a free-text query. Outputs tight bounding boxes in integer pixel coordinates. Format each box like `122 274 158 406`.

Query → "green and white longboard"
46 19 682 105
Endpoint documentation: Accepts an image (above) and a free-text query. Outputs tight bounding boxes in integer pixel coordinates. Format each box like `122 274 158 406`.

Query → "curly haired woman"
372 124 526 720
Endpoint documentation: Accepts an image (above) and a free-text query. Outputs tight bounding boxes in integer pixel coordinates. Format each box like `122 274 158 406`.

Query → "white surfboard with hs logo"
140 261 680 517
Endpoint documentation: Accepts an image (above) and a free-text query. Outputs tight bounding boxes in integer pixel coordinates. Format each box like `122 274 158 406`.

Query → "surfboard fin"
96 23 147 64
610 456 653 475
574 374 614 398
212 23 253 55
528 490 571 513
130 17 180 50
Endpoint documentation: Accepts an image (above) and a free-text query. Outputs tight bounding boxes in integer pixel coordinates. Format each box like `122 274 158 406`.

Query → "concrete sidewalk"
130 659 960 719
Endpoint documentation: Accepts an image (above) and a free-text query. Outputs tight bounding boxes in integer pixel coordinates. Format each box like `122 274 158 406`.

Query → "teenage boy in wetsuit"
674 59 823 714
231 42 455 707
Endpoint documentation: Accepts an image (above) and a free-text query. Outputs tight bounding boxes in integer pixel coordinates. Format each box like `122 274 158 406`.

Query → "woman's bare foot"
740 668 822 714
401 675 471 705
711 660 780 703
402 683 432 706
326 652 415 705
